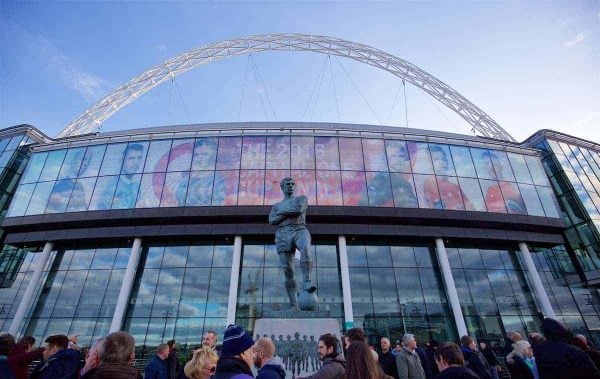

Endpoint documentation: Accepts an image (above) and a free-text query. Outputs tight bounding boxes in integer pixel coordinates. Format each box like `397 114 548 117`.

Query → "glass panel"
366 172 394 207
99 143 128 176
191 138 218 171
437 176 466 210
408 142 434 174
25 181 54 215
241 136 266 170
66 177 96 212
212 244 233 267
507 153 533 184
519 184 545 217
7 183 35 216
205 268 230 317
161 171 188 207
112 174 142 209
290 136 314 169
536 186 560 218
136 173 165 208
216 137 242 170
480 179 507 213
39 150 67 182
290 170 316 205
362 139 387 172
91 248 117 269
471 148 496 180
429 144 456 176
390 173 418 208
391 246 416 267
21 152 48 184
450 146 476 178
144 139 173 173
458 248 483 269
499 182 526 215
120 143 148 175
266 136 290 170
46 179 75 213
347 245 368 267
315 137 340 170
339 138 364 171
166 139 194 172
386 140 412 173
341 171 368 206
79 145 106 178
413 174 438 209
365 245 392 267
370 268 400 313
316 171 342 206
395 268 425 315
58 148 86 180
458 177 486 211
185 171 214 206
489 150 516 182
179 268 210 317
238 170 265 205
88 176 118 210
525 155 550 186
265 170 291 205
212 171 239 206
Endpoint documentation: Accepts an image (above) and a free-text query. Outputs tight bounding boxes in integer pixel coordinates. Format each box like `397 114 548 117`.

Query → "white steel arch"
58 33 515 141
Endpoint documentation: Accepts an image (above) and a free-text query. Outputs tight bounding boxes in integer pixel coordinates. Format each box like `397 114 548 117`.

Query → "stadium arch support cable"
58 33 515 142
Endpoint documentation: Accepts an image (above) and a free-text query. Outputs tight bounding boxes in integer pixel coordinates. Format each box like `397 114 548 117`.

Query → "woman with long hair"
180 347 218 379
342 341 391 379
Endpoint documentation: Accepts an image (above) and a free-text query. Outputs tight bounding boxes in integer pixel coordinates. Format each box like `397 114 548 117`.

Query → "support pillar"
9 241 54 336
338 236 354 330
226 236 243 326
435 238 468 337
110 238 143 332
518 242 555 318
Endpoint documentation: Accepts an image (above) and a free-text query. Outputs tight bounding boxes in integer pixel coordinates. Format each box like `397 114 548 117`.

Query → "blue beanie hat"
222 324 255 357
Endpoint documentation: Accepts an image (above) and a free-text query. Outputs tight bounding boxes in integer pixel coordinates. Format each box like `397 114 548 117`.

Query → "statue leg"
295 229 314 290
279 252 298 309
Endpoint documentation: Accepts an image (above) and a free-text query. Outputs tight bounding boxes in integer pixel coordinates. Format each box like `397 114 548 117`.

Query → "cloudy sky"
1 2 598 142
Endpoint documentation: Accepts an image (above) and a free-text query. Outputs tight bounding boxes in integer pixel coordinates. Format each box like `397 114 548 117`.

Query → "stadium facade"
0 121 598 360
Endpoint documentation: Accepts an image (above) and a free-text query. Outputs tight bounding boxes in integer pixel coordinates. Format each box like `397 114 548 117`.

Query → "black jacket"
416 346 434 379
212 356 254 379
256 357 286 379
534 341 600 379
435 366 479 379
378 350 399 379
460 347 491 379
30 348 81 379
506 356 533 379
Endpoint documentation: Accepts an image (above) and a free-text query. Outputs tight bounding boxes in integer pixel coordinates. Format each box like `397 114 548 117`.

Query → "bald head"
380 337 391 353
509 332 521 343
254 337 275 358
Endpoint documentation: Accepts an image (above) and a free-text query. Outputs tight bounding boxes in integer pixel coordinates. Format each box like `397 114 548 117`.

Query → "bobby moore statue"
269 177 317 310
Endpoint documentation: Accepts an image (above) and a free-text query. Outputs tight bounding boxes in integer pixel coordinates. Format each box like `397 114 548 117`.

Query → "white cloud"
564 32 586 47
565 111 600 142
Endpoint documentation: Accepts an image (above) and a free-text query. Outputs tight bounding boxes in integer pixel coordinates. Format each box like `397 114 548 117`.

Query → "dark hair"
460 335 474 347
100 331 135 364
434 342 465 366
343 341 385 379
45 335 68 350
319 333 339 354
0 333 15 355
345 328 367 343
18 336 36 348
167 340 175 348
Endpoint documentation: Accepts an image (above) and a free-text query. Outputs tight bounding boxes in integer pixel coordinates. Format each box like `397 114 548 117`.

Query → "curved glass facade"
7 135 559 217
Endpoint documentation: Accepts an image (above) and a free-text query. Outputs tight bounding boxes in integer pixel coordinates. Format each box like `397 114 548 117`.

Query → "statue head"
280 177 295 197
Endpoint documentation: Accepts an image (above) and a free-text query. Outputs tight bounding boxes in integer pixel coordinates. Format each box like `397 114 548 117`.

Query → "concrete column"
110 238 143 332
338 236 354 329
518 242 556 318
435 238 468 337
226 236 243 325
9 241 54 336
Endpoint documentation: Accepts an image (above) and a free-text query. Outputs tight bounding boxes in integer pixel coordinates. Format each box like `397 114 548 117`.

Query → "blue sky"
1 1 598 142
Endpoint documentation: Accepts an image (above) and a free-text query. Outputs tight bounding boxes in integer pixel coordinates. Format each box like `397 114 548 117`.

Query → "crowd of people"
0 317 599 379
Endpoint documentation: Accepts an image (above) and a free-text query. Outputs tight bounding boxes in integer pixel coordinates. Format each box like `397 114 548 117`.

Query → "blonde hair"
512 340 531 358
184 347 218 379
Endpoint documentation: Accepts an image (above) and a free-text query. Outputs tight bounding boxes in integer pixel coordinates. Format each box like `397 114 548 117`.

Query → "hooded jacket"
30 348 81 379
302 352 346 379
212 356 254 379
256 356 286 379
460 347 491 379
81 362 143 379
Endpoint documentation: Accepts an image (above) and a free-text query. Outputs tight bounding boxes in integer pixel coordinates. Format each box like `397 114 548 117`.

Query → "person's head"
508 331 522 343
253 337 275 369
184 347 218 379
434 342 465 371
402 334 417 351
395 340 402 351
386 140 410 172
513 340 533 358
17 336 36 352
122 143 144 175
280 177 295 197
527 332 546 346
100 332 135 364
344 328 367 349
344 341 381 378
572 334 589 350
460 335 476 350
167 339 176 351
202 330 218 349
318 333 339 360
156 343 170 360
43 335 68 360
429 145 449 173
192 139 218 170
380 337 391 353
541 318 571 343
478 341 487 351
221 324 255 370
0 333 15 356
82 337 105 375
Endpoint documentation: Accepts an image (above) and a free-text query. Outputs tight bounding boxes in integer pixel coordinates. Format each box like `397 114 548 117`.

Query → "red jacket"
8 344 44 379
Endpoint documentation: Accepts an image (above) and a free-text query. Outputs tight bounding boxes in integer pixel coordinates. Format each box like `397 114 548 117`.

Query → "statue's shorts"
275 225 311 255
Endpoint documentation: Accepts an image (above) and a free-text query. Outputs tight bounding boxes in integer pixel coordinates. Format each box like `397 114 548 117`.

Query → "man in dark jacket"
8 336 45 379
534 318 600 379
434 342 479 379
0 333 16 379
166 340 180 379
212 324 255 379
30 335 80 379
254 337 285 379
145 343 170 379
81 331 142 379
300 333 345 379
459 336 491 379
378 337 398 379
572 334 600 370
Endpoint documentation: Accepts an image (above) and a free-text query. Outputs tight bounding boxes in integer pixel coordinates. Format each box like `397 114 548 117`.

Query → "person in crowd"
79 337 104 377
344 328 377 361
478 340 500 379
82 331 141 379
572 334 600 370
342 341 391 379
459 336 491 379
299 333 345 379
425 340 439 378
534 318 600 379
202 330 219 352
253 337 285 379
501 331 522 359
392 340 402 357
30 334 80 379
180 347 218 379
212 324 255 379
379 337 399 379
414 338 433 379
433 342 479 379
527 333 546 348
145 343 170 379
0 333 16 379
8 335 45 379
166 340 180 379
506 340 537 379
396 333 425 379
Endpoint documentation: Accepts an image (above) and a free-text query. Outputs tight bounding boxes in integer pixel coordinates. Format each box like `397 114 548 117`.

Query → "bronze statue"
269 177 316 310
